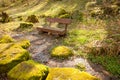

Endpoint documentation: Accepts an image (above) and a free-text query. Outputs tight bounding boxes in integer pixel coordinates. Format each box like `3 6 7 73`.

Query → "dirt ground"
0 28 119 80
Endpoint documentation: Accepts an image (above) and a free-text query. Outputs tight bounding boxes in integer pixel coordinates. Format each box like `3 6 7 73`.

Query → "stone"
51 46 73 58
8 60 49 80
46 68 99 80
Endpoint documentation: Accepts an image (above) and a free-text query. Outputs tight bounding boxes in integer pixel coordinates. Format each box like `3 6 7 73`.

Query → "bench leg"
48 32 51 35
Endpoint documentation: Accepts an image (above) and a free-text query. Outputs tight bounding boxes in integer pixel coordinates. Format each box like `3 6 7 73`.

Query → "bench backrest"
46 18 72 24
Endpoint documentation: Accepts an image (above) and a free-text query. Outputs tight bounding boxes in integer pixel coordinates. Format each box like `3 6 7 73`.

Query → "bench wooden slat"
46 18 72 24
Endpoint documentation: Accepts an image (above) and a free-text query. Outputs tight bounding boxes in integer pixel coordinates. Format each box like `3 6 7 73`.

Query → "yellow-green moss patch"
16 22 33 31
0 43 13 53
0 35 15 43
46 68 99 80
8 60 49 80
26 15 39 23
51 46 73 58
0 46 30 73
12 40 30 49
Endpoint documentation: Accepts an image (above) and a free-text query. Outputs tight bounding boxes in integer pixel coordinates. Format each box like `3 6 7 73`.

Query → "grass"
88 54 120 77
62 29 107 56
62 17 120 77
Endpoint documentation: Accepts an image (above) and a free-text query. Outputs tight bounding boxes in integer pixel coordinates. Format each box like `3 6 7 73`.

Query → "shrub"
1 12 10 23
26 15 39 23
16 22 33 31
71 10 83 21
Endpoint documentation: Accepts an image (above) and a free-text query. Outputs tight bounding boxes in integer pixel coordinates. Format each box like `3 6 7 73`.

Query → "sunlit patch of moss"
16 22 33 32
51 46 73 58
46 68 99 80
8 60 49 80
13 40 30 49
0 46 30 73
0 35 15 43
0 43 13 53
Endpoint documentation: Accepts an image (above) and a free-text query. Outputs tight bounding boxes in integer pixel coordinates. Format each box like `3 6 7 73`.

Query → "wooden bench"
37 18 72 36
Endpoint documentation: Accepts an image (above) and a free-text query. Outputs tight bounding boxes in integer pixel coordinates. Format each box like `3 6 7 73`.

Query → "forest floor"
0 0 120 80
7 29 117 80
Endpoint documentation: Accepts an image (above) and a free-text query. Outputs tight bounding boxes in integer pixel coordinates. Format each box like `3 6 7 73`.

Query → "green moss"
59 14 71 18
0 35 15 43
26 15 39 23
46 68 99 80
0 43 13 53
8 60 49 80
0 46 30 73
13 40 30 49
17 22 33 31
51 46 73 58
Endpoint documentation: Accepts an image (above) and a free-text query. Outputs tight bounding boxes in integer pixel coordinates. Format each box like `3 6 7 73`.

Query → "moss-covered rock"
59 13 71 18
0 35 15 43
0 46 30 73
51 46 73 58
0 43 13 53
46 68 99 80
13 40 30 49
8 60 49 80
26 15 39 23
17 22 33 31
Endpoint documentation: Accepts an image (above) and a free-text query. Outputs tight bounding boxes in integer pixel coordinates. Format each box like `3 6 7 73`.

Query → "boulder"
0 39 31 73
8 60 49 80
51 46 73 58
0 46 30 73
46 68 99 80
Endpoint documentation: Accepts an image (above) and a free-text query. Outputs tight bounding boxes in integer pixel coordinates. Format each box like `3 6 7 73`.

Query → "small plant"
75 63 86 71
26 15 39 23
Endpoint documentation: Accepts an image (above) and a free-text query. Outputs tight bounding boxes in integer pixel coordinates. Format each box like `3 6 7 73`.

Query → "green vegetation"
89 55 120 77
8 60 49 80
13 40 30 49
75 63 86 71
0 35 15 43
51 46 73 58
46 68 99 80
26 15 39 23
0 0 119 79
0 36 31 73
16 22 33 31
